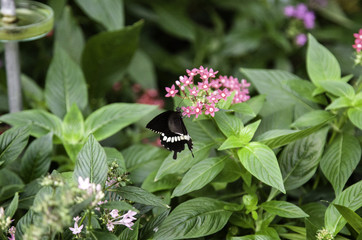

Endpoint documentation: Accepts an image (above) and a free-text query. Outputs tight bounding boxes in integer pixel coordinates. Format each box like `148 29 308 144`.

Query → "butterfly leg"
173 151 177 159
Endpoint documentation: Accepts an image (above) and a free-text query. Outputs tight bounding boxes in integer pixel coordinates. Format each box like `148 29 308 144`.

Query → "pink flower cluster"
353 29 362 53
133 84 165 109
165 66 250 118
69 216 83 235
284 4 315 29
107 210 137 231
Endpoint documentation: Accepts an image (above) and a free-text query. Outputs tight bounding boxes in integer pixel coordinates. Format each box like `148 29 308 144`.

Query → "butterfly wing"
146 110 194 159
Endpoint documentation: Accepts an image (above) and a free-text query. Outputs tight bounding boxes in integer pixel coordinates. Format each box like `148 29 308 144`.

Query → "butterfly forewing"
146 109 194 159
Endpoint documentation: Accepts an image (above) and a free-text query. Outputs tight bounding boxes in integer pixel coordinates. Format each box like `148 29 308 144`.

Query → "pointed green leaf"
155 142 214 181
85 103 157 141
214 111 244 137
333 204 362 233
238 142 285 193
20 133 53 183
348 107 362 130
240 95 265 123
154 198 232 239
75 0 124 31
326 96 352 110
102 201 137 212
239 120 261 142
325 181 362 235
256 119 331 149
91 231 118 240
230 102 255 116
5 192 18 218
319 81 355 98
218 135 244 150
0 126 29 168
280 128 328 190
292 110 334 128
320 133 361 195
117 186 169 208
172 156 226 197
62 104 84 144
307 34 341 85
140 210 170 240
45 46 88 118
0 110 62 138
82 20 142 98
21 74 44 109
261 201 309 218
73 134 108 185
141 171 179 193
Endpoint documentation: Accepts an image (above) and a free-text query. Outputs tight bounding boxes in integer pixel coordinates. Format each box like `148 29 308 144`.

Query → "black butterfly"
146 107 194 159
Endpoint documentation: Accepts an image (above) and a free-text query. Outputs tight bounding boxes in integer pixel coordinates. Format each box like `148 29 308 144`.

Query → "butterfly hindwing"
146 109 194 159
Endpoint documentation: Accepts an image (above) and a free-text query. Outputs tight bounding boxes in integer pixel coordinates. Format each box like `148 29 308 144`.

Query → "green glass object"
0 0 53 42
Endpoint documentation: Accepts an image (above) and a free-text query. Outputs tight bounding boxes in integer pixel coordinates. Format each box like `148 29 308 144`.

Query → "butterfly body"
146 108 194 159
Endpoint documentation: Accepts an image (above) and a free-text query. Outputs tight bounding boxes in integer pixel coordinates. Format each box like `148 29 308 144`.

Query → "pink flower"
204 104 219 117
207 94 219 103
295 34 307 46
303 11 315 29
78 177 91 190
7 226 15 240
165 84 178 97
193 102 203 118
294 3 308 19
284 6 295 17
353 30 362 52
181 106 193 118
69 221 84 235
189 86 199 96
218 89 230 101
198 81 210 91
186 68 199 78
179 75 192 86
110 209 119 218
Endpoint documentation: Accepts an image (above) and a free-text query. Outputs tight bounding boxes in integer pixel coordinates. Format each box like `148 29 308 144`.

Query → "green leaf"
0 126 29 168
325 181 362 235
239 120 261 143
240 95 265 123
306 34 341 86
75 0 124 31
213 158 243 183
214 111 244 137
45 46 88 119
320 133 361 195
261 201 309 218
117 186 169 208
326 96 352 110
230 235 273 240
292 110 334 128
128 50 156 89
152 3 195 41
15 210 35 240
21 74 44 109
91 231 118 240
73 134 108 185
241 69 317 113
104 147 126 173
20 133 53 183
218 135 244 150
333 204 362 233
101 201 137 212
172 156 226 197
55 6 85 63
140 210 170 240
238 142 285 193
154 198 232 239
5 192 18 218
141 171 179 193
62 103 84 144
319 81 355 98
82 20 142 98
85 103 157 141
0 110 62 138
155 142 214 181
230 102 255 116
280 128 328 190
0 170 23 202
348 107 362 130
122 144 165 184
256 119 331 149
